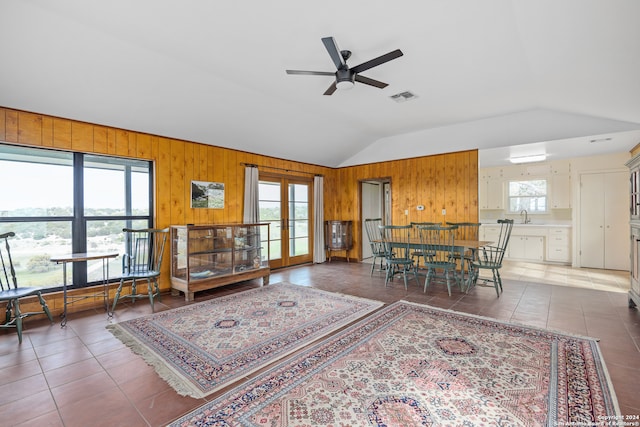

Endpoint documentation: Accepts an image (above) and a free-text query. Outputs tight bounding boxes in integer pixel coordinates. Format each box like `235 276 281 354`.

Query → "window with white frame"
508 179 547 213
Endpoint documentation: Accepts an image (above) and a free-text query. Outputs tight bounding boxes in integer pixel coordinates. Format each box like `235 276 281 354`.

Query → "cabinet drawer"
512 226 547 237
548 228 570 236
547 246 570 262
481 226 501 241
548 235 568 245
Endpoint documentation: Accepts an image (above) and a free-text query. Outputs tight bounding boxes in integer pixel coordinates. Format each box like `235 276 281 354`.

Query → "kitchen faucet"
520 209 531 224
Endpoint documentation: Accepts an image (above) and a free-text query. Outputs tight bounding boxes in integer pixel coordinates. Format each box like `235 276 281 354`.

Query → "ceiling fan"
286 36 403 95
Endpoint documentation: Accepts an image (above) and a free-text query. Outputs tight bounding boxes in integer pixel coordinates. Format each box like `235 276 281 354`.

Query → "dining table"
378 237 492 292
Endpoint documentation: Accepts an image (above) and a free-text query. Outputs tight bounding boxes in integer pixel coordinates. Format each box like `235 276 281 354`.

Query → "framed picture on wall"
191 180 225 208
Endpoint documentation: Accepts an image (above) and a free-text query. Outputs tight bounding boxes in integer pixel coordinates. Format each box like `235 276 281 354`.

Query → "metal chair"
364 218 386 275
112 227 169 312
0 231 53 343
418 225 460 296
469 219 514 296
379 224 419 290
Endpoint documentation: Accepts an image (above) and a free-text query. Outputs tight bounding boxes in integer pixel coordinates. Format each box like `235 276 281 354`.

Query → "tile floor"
1 261 639 426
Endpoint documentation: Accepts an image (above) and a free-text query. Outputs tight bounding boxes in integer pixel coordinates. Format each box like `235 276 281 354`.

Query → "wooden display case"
627 154 640 309
324 220 353 262
170 223 270 301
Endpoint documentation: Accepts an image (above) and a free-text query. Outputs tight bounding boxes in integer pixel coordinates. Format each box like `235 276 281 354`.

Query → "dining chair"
379 224 419 290
446 222 482 279
364 218 386 275
409 222 437 269
112 227 169 312
0 231 53 343
418 224 460 296
469 219 514 296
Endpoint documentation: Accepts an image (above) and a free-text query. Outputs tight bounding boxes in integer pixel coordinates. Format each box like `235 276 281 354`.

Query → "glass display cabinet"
324 220 353 262
627 154 640 309
170 223 270 301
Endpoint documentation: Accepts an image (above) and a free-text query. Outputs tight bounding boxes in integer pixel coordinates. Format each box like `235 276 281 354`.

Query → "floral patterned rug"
106 282 383 398
169 300 620 426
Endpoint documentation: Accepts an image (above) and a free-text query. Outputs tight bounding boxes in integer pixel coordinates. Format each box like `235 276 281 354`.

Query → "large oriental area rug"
169 300 619 426
107 283 382 398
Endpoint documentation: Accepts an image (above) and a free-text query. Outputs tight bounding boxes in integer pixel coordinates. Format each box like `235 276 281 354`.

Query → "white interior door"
580 174 604 268
361 182 383 259
604 171 629 270
579 171 629 270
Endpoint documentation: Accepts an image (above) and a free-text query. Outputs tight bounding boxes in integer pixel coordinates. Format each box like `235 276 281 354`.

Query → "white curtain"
313 175 326 263
243 166 259 223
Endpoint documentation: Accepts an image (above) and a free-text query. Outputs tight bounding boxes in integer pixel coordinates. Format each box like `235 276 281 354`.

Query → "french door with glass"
258 176 312 268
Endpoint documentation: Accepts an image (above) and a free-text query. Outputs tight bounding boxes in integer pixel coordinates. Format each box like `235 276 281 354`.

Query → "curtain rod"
240 162 323 177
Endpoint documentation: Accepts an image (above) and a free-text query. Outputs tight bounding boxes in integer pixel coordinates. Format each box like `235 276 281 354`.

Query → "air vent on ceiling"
590 137 612 143
390 91 418 103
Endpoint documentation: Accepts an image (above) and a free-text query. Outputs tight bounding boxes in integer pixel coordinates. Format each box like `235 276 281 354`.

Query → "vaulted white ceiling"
1 0 639 167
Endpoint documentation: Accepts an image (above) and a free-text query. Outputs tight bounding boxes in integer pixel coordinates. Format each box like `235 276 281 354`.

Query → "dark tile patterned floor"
1 261 639 426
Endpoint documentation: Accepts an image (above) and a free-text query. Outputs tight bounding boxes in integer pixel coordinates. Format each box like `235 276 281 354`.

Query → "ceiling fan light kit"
336 68 355 90
286 36 403 95
336 80 355 90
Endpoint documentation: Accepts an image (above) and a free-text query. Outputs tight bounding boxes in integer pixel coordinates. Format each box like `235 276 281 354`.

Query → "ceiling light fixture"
336 80 355 90
590 137 612 143
335 69 355 91
509 154 547 164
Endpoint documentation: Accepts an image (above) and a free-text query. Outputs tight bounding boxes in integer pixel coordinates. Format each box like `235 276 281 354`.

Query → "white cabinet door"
524 237 544 261
508 236 526 259
579 171 629 270
508 236 544 261
479 180 488 209
550 174 571 209
480 179 504 210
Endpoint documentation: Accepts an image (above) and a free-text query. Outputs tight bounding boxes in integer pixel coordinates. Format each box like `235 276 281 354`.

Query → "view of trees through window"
0 144 152 290
508 179 547 213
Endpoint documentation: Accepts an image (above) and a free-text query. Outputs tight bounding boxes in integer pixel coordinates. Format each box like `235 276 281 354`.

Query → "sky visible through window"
0 161 148 212
0 149 152 289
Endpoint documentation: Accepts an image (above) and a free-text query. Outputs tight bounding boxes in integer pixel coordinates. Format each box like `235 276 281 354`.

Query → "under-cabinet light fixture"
509 154 547 164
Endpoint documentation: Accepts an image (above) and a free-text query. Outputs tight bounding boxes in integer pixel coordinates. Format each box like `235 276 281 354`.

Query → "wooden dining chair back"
469 219 514 296
409 222 437 268
446 222 482 270
446 222 481 241
0 231 53 343
112 227 169 312
418 225 460 296
379 224 419 290
364 218 386 276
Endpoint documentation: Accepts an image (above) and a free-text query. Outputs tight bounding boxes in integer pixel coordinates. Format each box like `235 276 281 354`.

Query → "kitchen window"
508 179 547 213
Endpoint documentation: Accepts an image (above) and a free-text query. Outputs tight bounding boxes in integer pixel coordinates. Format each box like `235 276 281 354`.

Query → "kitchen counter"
480 223 572 264
512 223 571 227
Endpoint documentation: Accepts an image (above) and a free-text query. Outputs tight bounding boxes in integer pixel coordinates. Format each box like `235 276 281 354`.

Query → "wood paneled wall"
0 107 477 313
327 150 479 260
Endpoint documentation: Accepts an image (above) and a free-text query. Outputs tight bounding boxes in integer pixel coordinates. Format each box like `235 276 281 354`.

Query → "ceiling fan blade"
350 49 403 74
323 82 337 96
286 70 335 76
355 75 388 89
321 37 347 70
